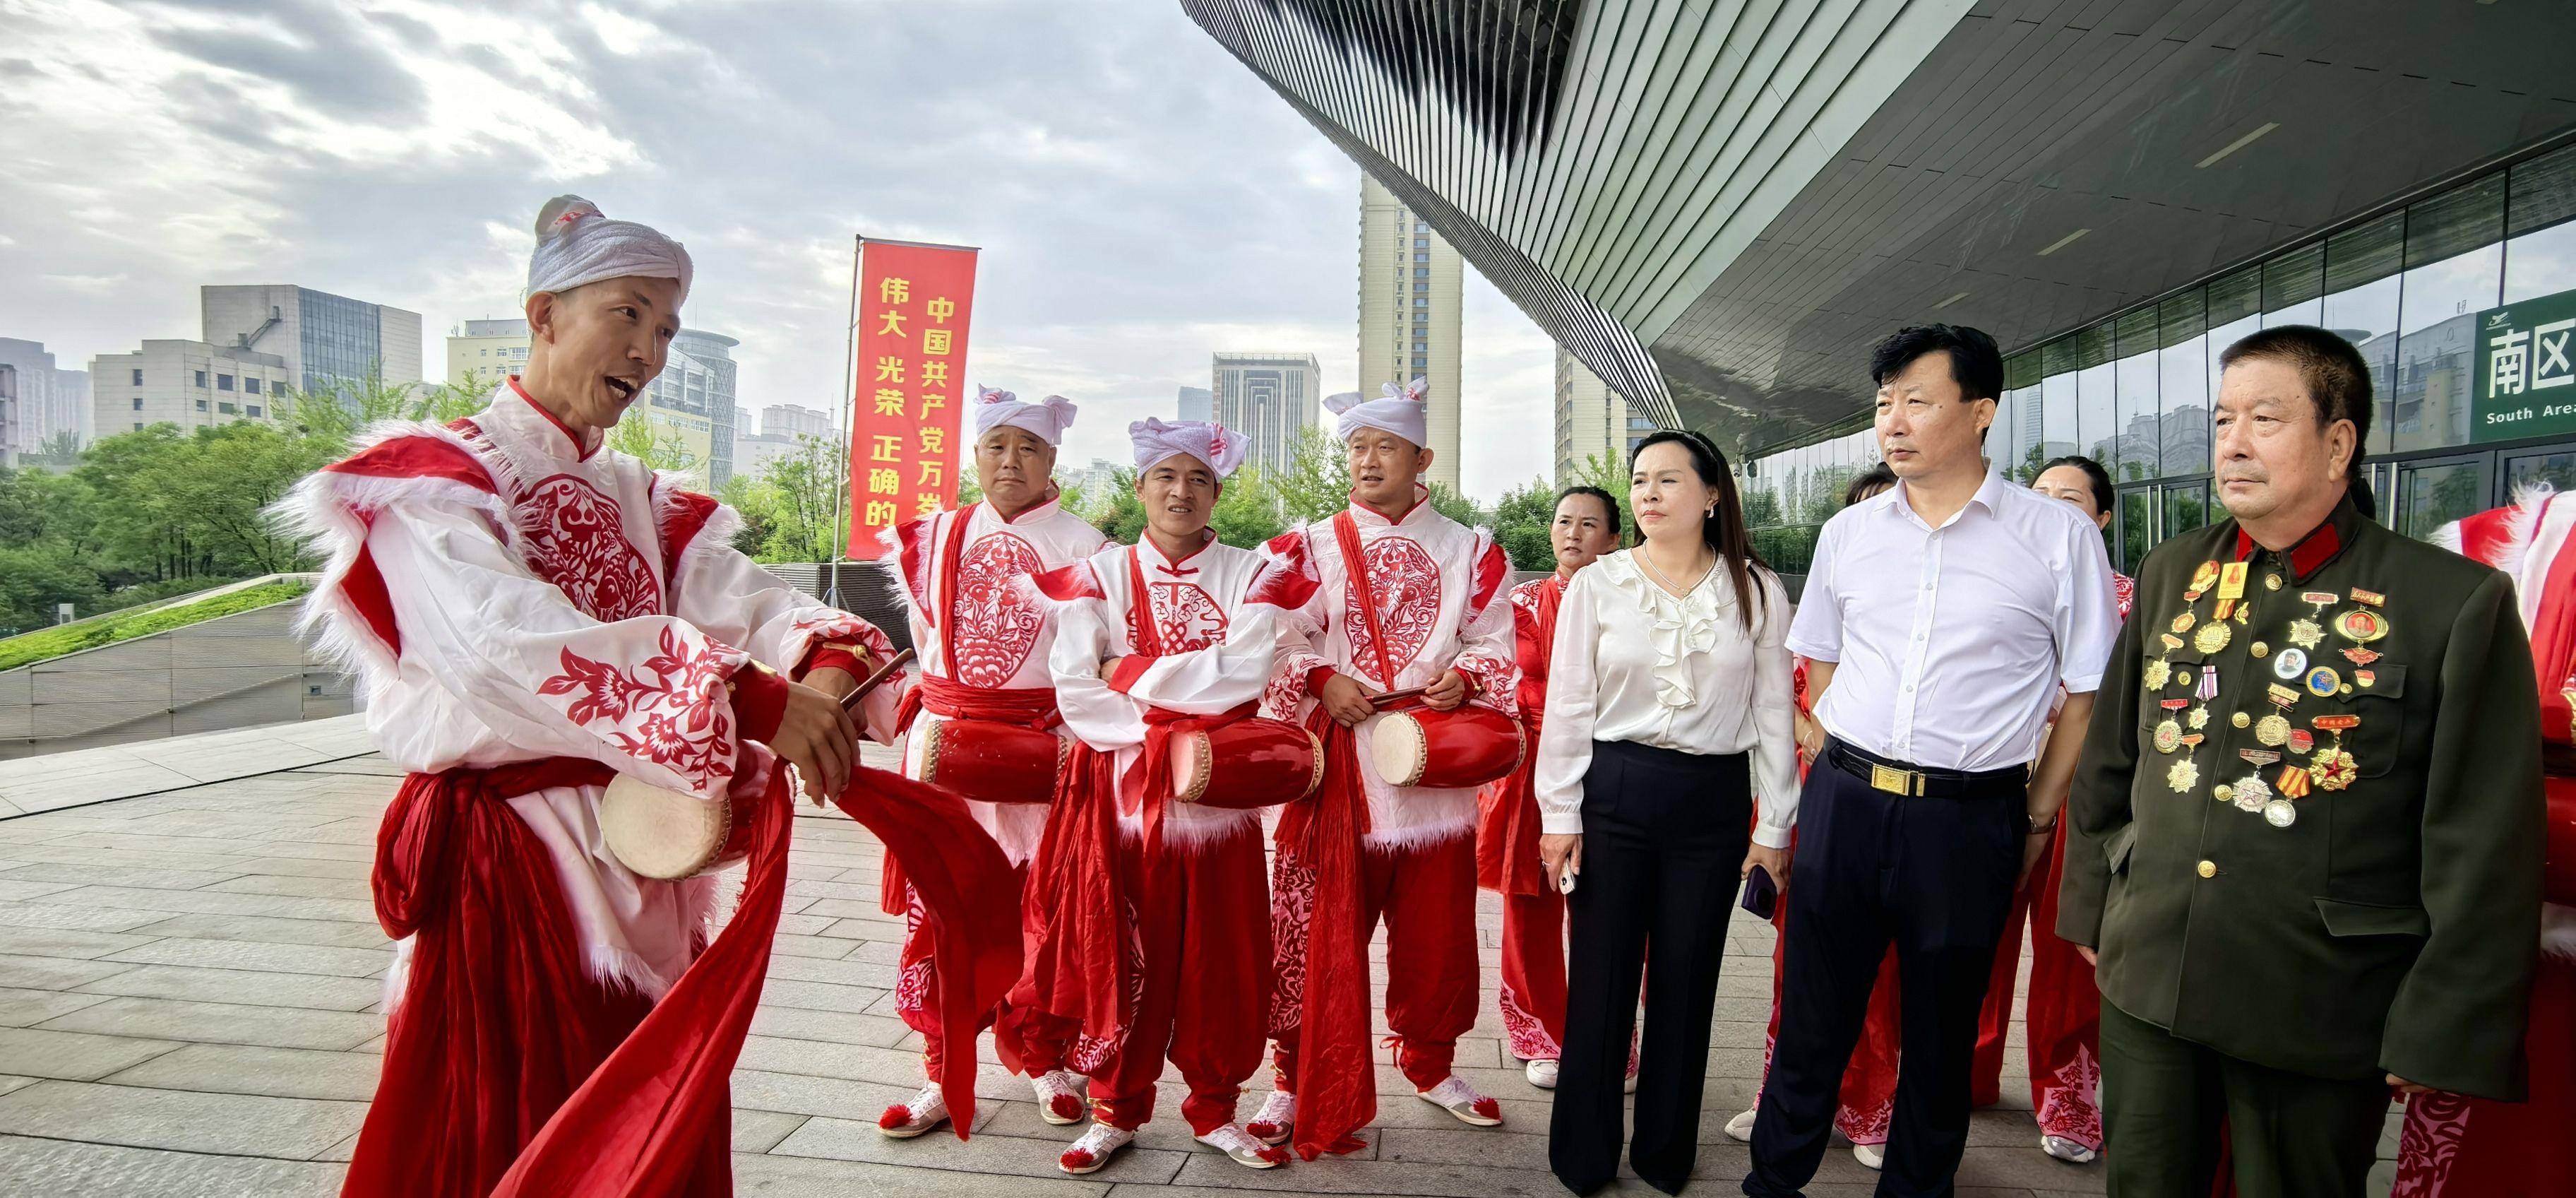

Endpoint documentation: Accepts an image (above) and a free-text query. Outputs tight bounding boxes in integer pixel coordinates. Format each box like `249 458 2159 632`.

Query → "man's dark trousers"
1746 742 2024 1197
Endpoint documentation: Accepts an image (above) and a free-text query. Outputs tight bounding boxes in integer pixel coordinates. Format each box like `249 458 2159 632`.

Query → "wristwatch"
2027 812 2059 836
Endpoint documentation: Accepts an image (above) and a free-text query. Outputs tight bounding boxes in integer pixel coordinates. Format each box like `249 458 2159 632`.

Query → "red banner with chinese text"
847 239 977 560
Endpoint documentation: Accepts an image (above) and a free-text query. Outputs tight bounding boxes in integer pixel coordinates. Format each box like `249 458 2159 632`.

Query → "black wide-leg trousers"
1746 743 2024 1198
1549 739 1751 1195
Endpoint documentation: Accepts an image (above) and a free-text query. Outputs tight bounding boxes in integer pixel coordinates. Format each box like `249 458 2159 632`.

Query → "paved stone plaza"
0 720 2402 1196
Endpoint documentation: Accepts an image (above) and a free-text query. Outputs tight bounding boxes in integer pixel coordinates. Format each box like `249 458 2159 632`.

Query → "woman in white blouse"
1537 429 1799 1196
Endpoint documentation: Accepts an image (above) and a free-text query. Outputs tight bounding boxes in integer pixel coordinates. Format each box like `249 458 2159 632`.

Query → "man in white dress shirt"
1746 325 2121 1197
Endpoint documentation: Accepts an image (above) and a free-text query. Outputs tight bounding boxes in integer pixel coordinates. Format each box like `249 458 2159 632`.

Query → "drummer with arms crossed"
1248 377 1523 1159
1019 418 1309 1175
878 387 1107 1139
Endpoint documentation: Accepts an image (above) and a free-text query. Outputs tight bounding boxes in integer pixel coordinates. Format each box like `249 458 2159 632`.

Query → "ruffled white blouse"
1534 550 1801 847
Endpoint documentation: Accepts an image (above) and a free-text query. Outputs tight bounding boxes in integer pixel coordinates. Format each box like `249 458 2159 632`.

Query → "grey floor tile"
0 1134 344 1196
0 985 114 1028
102 1043 382 1102
37 995 381 1051
0 1026 184 1080
772 1115 1190 1184
0 1079 364 1158
73 963 386 1011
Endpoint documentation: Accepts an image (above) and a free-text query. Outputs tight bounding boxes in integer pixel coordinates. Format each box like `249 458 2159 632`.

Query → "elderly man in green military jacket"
2059 324 2544 1197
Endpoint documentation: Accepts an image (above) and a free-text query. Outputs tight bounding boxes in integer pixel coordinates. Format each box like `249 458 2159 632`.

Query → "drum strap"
1332 511 1400 688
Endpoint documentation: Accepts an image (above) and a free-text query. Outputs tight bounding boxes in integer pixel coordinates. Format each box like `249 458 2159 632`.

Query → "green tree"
1568 451 1638 542
1209 465 1286 548
1089 468 1147 543
607 413 698 475
1270 426 1351 523
1486 478 1560 570
753 434 849 562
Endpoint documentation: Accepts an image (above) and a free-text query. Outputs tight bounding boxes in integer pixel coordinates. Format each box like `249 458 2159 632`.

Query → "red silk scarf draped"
347 757 1019 1198
1477 576 1561 898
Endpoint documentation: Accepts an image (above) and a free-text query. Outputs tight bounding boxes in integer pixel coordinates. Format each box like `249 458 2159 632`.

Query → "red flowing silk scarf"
1476 576 1558 899
1265 511 1390 1158
1013 546 1255 1066
482 761 1020 1197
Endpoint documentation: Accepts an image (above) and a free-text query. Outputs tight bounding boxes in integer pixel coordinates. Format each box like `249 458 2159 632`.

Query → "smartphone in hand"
1739 864 1777 920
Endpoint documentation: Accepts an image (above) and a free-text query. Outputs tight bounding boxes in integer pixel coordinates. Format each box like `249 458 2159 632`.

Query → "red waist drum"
1169 717 1323 809
1369 705 1525 790
919 718 1068 805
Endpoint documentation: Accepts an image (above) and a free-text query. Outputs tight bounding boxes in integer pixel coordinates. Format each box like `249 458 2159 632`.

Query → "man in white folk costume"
1249 379 1522 1158
876 388 1108 1138
1015 419 1299 1174
289 197 909 1197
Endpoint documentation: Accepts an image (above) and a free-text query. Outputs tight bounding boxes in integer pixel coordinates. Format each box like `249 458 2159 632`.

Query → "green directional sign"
2474 287 2576 442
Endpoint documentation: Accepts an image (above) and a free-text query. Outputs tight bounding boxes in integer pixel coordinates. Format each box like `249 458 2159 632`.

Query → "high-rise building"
0 339 89 455
1358 174 1462 492
201 285 422 397
763 404 834 441
0 364 16 468
1555 346 1643 485
88 340 294 436
1177 386 1213 422
440 318 743 484
1210 352 1320 477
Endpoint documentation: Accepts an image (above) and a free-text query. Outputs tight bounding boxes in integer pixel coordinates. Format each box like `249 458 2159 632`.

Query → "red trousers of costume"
897 862 1069 1077
2392 954 2576 1196
1973 819 2104 1149
1498 889 1568 1062
1090 826 1273 1133
343 771 727 1198
1270 836 1480 1090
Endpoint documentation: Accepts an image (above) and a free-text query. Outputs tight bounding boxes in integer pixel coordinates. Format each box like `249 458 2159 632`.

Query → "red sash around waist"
895 674 1062 733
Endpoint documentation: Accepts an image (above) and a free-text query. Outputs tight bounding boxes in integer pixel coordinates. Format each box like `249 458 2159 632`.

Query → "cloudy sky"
0 0 1558 500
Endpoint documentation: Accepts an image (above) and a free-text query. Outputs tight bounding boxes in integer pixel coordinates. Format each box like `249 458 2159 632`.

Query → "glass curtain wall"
1745 141 2576 571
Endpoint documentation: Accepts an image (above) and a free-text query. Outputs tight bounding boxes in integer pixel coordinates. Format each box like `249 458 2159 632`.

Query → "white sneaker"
1032 1069 1085 1126
1196 1122 1292 1169
876 1084 949 1139
1722 1107 1757 1143
1058 1122 1135 1175
2041 1133 2099 1164
1852 1141 1885 1170
1524 1058 1559 1089
1244 1089 1295 1146
1417 1075 1504 1127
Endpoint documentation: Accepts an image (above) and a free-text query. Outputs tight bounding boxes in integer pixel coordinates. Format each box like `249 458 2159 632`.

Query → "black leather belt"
1825 740 2027 798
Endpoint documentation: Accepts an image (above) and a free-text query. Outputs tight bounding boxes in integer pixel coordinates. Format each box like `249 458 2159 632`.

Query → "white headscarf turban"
1328 376 1429 447
527 195 693 306
1130 418 1248 480
971 386 1078 446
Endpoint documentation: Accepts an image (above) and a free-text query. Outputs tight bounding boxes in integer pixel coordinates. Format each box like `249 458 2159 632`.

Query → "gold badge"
2311 746 2358 790
2251 641 2270 659
2188 706 2210 730
2194 620 2233 655
2189 561 2221 595
2145 658 2174 690
2231 711 2250 728
2334 608 2388 644
2171 611 2197 634
2168 759 2200 793
2153 719 2183 754
2255 713 2291 746
2212 782 2234 805
2287 619 2325 650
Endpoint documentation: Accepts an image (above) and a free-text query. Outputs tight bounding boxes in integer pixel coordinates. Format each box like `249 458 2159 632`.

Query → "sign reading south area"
2474 288 2576 442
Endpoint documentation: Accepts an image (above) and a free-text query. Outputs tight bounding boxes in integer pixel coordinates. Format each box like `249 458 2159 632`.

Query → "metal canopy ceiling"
1187 0 2576 456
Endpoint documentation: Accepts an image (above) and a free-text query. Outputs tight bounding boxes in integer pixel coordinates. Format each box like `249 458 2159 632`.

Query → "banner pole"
828 235 861 607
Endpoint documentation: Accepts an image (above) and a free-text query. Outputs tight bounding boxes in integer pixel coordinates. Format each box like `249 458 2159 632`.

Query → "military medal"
2188 706 2210 730
2341 646 2380 666
2171 611 2196 634
2334 607 2388 644
2238 748 2282 766
2188 561 2220 600
2197 670 2219 701
2263 798 2299 827
2276 764 2311 796
2255 713 2292 746
2231 773 2273 814
2272 646 2308 680
2180 733 2206 747
2194 620 2233 654
2287 728 2314 754
2302 591 2338 614
2161 633 2186 652
2269 764 2308 826
2288 618 2326 650
2168 758 2199 793
2350 588 2385 607
2154 699 2190 753
2145 658 2174 690
2310 714 2361 790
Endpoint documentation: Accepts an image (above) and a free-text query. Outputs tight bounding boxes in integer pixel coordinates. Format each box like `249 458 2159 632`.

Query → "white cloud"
0 0 1561 501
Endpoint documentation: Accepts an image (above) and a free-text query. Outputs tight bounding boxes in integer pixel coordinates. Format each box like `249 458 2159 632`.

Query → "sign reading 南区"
2474 287 2576 443
847 239 978 559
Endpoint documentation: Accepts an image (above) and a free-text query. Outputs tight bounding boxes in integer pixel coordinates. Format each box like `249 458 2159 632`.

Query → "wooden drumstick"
841 647 916 711
1366 686 1427 709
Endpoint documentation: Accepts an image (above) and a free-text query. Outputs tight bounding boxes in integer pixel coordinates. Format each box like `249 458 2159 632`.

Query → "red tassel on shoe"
878 1105 912 1130
1049 1093 1085 1122
1256 1146 1292 1166
1061 1149 1097 1170
1469 1097 1502 1122
1246 1121 1282 1140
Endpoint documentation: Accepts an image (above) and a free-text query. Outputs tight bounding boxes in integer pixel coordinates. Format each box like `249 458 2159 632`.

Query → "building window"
1414 297 1429 307
216 374 234 391
246 405 262 417
134 422 144 432
244 378 260 394
131 368 143 385
196 399 208 412
131 397 143 410
194 370 206 387
218 401 237 415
